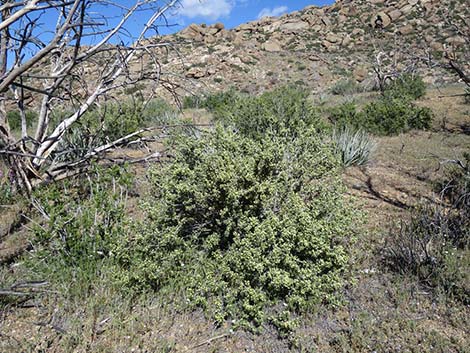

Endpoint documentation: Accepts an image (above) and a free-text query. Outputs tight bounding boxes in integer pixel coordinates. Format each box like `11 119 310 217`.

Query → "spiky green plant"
332 126 376 168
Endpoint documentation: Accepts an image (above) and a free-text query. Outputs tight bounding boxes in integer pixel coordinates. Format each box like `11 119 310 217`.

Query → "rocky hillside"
145 0 468 98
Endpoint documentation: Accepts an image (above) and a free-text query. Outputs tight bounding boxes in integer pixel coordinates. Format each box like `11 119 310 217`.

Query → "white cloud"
257 5 288 19
179 0 233 20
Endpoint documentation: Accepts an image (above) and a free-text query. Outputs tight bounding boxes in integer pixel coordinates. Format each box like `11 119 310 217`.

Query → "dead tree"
0 0 180 194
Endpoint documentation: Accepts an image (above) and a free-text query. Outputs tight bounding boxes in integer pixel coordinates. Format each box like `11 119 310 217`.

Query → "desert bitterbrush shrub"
329 97 433 136
115 125 354 331
209 86 324 139
384 73 427 100
362 96 433 135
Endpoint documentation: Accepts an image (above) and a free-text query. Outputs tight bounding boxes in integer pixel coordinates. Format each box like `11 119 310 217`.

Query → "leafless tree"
0 0 180 194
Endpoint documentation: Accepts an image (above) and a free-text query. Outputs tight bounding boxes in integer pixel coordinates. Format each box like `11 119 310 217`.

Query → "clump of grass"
332 126 376 168
6 110 38 130
330 79 362 96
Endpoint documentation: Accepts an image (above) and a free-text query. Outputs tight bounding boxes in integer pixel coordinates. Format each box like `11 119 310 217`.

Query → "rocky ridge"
144 0 468 97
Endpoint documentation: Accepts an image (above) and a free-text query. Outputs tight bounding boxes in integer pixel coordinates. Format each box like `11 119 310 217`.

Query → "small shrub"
141 98 176 125
384 73 427 100
362 96 433 135
329 97 433 136
383 204 469 302
332 126 376 167
0 181 13 205
26 165 132 296
202 88 240 115
116 126 354 331
212 86 324 140
330 79 362 96
183 95 202 109
328 102 365 128
54 99 177 162
439 153 470 217
6 110 38 131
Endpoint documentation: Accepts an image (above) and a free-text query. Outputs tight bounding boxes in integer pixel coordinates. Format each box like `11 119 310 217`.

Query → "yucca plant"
332 126 376 168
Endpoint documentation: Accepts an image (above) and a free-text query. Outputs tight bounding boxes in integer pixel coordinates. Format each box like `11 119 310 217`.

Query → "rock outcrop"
147 0 468 97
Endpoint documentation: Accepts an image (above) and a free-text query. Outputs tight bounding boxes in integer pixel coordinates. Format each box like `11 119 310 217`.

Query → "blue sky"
173 0 334 30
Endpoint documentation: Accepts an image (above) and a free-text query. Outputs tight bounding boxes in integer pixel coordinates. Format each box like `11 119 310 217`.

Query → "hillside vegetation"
1 1 469 352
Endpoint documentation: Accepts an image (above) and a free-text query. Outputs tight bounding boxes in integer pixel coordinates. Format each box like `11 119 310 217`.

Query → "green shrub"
212 86 323 139
116 126 353 331
54 99 178 162
329 98 433 136
330 79 362 96
141 98 176 125
328 102 366 128
362 97 432 135
183 95 202 109
325 73 431 135
26 165 131 296
201 88 240 116
384 73 427 100
332 126 376 168
6 110 38 131
0 182 13 205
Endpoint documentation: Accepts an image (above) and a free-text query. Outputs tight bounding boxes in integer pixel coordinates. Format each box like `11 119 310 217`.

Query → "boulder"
204 35 217 44
233 34 245 46
400 5 413 14
388 9 402 21
262 40 282 52
326 32 341 43
322 40 337 51
180 23 205 41
321 16 331 27
446 36 466 46
398 24 414 35
213 22 225 30
186 67 207 79
236 23 257 32
352 28 364 36
353 66 369 82
341 35 352 46
430 41 444 51
280 20 309 33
